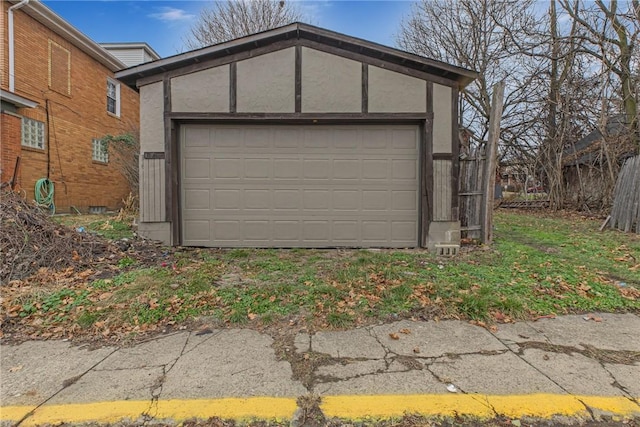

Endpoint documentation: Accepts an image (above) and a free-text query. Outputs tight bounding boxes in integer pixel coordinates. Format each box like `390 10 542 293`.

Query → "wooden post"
481 81 505 244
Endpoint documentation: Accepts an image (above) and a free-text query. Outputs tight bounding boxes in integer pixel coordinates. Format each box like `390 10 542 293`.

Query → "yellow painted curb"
2 395 638 425
321 394 640 419
1 398 298 426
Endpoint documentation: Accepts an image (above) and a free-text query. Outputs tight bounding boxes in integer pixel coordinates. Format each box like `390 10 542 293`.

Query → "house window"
21 118 45 150
92 138 109 163
107 79 120 116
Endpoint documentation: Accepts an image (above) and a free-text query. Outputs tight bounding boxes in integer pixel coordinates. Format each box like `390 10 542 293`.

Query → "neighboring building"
0 0 141 212
101 42 160 68
562 116 636 208
117 23 477 251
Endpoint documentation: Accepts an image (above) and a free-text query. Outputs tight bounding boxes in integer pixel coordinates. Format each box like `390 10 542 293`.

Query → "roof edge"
1 88 39 108
116 22 478 88
12 0 126 72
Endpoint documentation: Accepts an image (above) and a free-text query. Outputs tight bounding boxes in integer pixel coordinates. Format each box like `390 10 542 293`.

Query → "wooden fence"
610 155 640 233
459 148 486 240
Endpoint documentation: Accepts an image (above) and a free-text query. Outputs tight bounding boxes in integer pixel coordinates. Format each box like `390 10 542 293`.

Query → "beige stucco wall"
140 82 164 152
138 222 171 245
301 47 361 113
237 48 295 113
368 66 426 113
171 65 229 113
427 221 461 251
433 83 452 153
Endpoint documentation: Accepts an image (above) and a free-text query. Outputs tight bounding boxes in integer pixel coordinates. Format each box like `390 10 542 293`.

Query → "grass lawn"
2 210 638 342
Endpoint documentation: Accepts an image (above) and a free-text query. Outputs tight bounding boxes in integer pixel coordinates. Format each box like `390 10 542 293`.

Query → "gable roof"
116 22 478 89
8 0 125 72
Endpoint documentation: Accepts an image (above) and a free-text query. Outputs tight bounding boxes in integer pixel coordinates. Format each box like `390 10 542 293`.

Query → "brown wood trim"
451 85 460 219
422 82 434 247
229 62 237 113
137 72 167 88
143 152 165 160
433 153 453 160
362 63 368 114
168 112 428 122
137 39 299 87
299 39 459 88
170 122 180 245
295 45 302 113
163 76 172 228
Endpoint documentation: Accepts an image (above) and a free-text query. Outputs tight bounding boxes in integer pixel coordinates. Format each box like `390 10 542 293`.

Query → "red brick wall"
0 2 140 212
0 112 22 188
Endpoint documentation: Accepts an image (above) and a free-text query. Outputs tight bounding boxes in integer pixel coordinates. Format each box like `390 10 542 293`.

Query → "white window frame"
107 78 121 117
21 117 45 150
92 138 109 163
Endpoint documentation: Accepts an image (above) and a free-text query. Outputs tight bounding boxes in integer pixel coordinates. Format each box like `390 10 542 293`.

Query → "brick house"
0 0 140 212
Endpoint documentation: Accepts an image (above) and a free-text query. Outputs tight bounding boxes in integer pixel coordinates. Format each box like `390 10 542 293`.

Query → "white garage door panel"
181 124 419 247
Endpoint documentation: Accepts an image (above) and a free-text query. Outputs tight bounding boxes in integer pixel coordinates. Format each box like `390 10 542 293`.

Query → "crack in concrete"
489 332 575 397
576 398 596 421
141 331 192 424
515 341 640 365
180 329 223 358
597 362 640 408
470 393 500 418
12 347 119 427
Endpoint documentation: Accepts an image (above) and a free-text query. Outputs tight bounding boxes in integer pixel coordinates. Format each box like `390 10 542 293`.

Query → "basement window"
107 78 120 116
92 138 109 163
21 118 45 150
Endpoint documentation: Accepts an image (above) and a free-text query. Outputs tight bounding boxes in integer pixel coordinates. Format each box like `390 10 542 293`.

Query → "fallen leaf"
413 347 421 354
533 314 556 321
583 314 603 322
389 333 400 340
8 365 23 373
400 328 411 334
98 292 113 301
247 312 257 320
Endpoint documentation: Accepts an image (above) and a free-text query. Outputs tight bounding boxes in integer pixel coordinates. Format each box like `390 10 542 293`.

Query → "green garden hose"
35 178 55 215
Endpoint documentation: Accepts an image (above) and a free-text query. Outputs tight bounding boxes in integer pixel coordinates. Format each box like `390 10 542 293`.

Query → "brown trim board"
295 45 302 113
229 62 237 113
362 63 368 114
170 122 180 245
299 39 459 88
422 82 434 247
136 39 298 87
168 112 428 123
451 85 460 220
163 76 172 226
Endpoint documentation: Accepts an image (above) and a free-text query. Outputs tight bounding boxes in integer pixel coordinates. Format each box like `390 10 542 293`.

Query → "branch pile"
0 192 115 283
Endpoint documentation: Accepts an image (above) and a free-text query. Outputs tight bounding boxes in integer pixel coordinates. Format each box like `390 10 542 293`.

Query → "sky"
42 1 415 59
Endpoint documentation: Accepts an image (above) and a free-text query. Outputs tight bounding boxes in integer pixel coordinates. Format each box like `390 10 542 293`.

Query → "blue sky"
42 1 414 59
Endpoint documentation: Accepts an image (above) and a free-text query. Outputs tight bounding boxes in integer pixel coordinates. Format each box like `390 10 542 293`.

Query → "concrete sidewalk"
1 313 639 426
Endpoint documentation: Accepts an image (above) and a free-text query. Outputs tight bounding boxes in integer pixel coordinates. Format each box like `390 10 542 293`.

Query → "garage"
115 22 476 251
181 124 419 247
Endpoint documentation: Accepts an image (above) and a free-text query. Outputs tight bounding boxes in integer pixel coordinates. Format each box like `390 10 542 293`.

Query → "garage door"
180 124 419 247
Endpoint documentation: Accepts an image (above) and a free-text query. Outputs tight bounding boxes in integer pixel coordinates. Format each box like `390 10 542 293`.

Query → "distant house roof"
8 0 125 72
563 116 635 166
116 22 478 89
100 42 161 66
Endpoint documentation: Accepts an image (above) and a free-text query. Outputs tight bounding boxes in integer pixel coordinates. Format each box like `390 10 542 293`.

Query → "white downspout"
8 0 30 92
